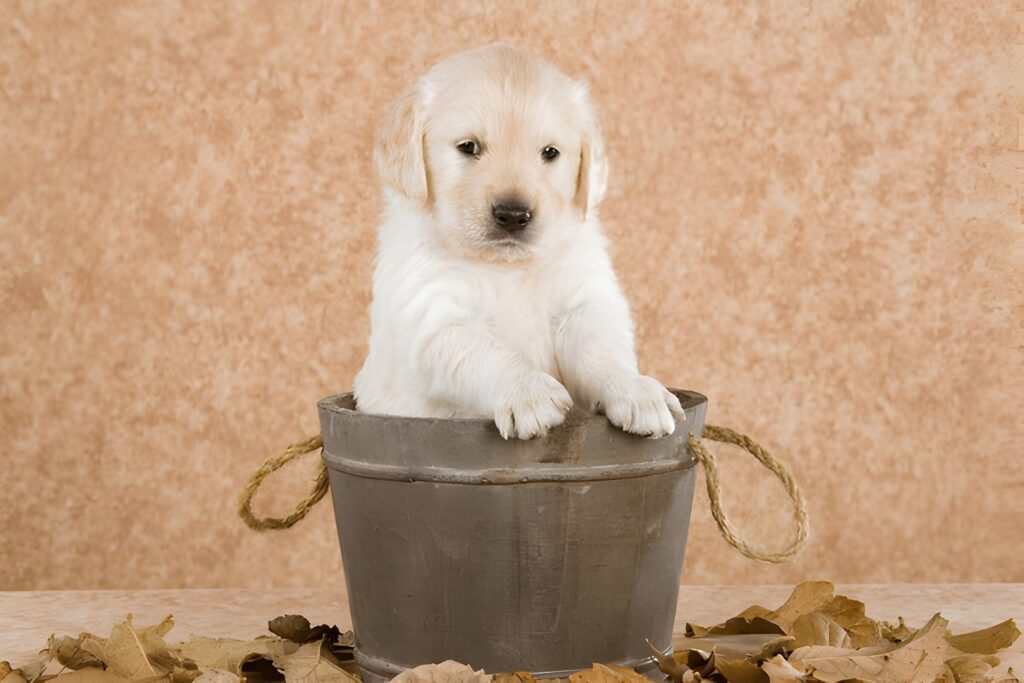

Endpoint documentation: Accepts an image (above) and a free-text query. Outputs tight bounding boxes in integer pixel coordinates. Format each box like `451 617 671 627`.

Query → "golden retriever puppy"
354 45 683 439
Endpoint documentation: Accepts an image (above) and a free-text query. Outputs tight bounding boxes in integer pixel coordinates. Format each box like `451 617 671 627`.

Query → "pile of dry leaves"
653 581 1019 682
1 582 1018 683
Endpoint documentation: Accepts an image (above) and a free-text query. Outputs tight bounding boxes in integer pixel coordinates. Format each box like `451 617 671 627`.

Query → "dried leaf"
265 638 357 683
139 616 174 640
0 663 27 683
49 672 132 683
647 640 686 682
689 618 787 638
879 617 916 644
767 582 836 633
491 674 538 683
981 668 1019 683
568 663 653 683
173 636 275 675
237 656 282 683
677 635 787 662
789 613 949 682
13 658 47 683
191 670 240 683
712 654 767 683
737 606 774 621
942 654 999 683
751 636 797 663
79 636 108 665
699 635 796 683
170 665 205 683
672 647 714 679
790 612 851 649
948 620 1021 656
267 616 340 646
392 660 490 683
818 595 881 648
47 636 104 670
96 615 176 680
760 655 804 682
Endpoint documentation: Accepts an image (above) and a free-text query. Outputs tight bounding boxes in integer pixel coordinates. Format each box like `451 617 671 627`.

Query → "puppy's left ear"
374 81 429 205
572 83 608 219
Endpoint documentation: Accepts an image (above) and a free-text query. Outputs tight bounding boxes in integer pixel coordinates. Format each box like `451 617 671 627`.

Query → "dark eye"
541 146 560 162
456 140 480 157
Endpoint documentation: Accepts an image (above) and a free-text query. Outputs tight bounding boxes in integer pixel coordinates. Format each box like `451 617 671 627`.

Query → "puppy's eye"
541 146 560 162
456 140 480 157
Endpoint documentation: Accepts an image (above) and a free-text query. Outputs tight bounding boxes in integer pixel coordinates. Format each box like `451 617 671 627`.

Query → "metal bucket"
318 389 707 682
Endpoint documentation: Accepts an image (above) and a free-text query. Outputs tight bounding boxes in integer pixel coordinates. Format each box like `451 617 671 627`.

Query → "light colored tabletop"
1 584 1020 675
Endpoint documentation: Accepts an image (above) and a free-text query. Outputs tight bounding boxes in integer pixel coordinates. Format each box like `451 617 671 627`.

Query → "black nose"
492 202 533 232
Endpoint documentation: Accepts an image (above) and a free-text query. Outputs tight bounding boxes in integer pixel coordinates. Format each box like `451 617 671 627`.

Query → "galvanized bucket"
318 389 707 682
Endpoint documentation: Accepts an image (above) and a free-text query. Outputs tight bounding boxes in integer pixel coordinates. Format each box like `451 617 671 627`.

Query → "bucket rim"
317 388 707 484
318 388 708 423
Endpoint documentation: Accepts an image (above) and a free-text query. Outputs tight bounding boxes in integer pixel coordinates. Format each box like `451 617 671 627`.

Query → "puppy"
354 45 683 439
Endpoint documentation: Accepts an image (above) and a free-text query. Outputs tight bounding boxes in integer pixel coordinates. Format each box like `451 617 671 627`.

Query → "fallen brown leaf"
568 663 653 683
790 611 852 649
711 654 767 683
491 673 539 683
760 655 804 682
879 617 917 644
940 653 1000 682
391 660 490 683
766 581 836 633
265 638 357 683
267 616 340 646
11 657 47 683
47 636 104 671
687 617 786 638
173 636 276 675
818 595 881 648
949 621 1021 656
92 615 174 681
0 663 27 683
191 670 240 683
48 671 132 683
789 613 949 682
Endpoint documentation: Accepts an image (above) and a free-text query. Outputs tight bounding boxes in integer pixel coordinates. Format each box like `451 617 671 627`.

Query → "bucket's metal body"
318 389 707 682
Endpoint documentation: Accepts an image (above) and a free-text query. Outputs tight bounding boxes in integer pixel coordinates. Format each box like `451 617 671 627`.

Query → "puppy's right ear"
374 83 428 204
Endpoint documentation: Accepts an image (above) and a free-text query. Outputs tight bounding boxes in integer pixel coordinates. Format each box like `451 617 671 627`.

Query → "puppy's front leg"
555 292 683 438
418 321 572 440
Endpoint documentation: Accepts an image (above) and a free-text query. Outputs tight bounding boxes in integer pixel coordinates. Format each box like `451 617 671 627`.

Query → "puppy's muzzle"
491 201 533 233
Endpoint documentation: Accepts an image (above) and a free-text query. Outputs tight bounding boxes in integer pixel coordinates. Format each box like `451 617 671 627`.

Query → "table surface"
1 584 1020 676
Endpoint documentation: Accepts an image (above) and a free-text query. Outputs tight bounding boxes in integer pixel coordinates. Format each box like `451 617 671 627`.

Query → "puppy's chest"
479 281 558 373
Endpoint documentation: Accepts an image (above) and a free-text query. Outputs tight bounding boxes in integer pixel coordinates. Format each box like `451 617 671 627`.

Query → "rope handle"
687 425 809 563
237 434 327 531
238 424 809 564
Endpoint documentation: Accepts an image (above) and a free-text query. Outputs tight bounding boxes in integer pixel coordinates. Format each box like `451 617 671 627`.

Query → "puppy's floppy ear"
572 83 608 219
374 82 428 204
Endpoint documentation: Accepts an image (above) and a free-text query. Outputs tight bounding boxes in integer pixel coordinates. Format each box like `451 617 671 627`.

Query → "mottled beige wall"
1 1 1020 591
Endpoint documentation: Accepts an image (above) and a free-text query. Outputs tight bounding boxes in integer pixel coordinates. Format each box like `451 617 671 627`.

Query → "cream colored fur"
355 45 682 439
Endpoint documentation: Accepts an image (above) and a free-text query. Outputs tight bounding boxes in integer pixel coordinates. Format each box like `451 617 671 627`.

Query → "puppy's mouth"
484 230 534 250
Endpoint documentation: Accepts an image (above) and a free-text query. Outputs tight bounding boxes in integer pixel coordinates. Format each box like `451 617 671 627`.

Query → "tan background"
0 1 1020 591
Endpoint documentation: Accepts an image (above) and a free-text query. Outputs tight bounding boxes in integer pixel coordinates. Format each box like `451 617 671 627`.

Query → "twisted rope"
237 434 327 531
687 425 809 563
239 424 809 564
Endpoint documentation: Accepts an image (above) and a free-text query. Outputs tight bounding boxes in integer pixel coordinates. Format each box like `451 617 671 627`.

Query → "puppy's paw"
599 375 684 438
494 371 573 440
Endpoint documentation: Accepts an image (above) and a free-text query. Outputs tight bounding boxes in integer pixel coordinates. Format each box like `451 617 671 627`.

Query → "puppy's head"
375 45 607 261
